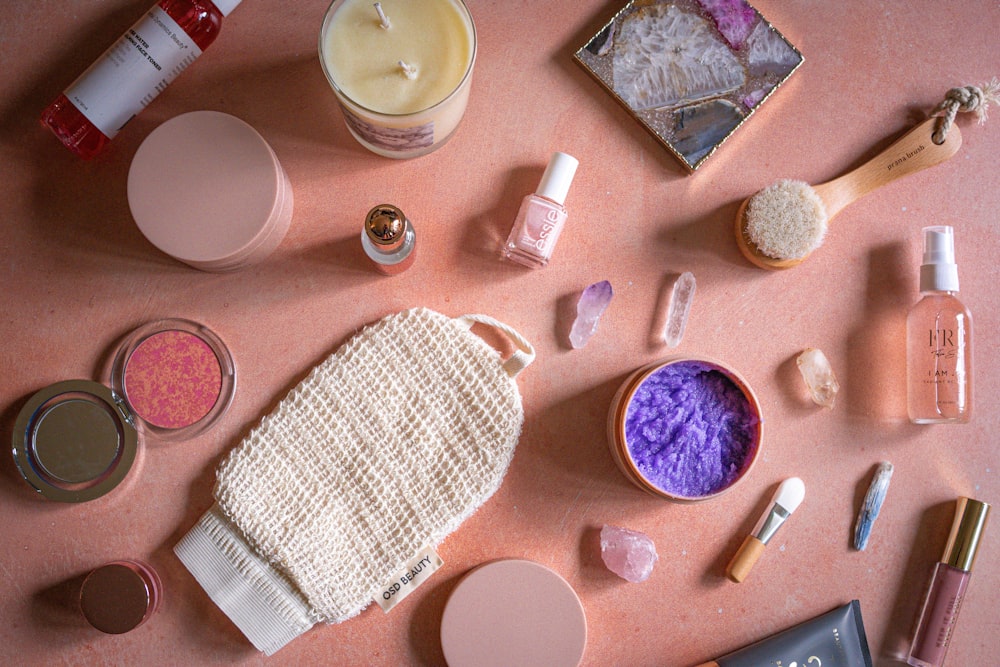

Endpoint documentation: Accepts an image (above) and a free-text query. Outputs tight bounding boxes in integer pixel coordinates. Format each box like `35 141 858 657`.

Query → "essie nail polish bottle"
362 204 416 275
503 152 579 269
40 0 242 159
906 225 973 423
907 497 990 667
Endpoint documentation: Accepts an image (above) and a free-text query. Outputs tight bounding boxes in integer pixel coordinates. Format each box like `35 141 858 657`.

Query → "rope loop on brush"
931 77 1000 144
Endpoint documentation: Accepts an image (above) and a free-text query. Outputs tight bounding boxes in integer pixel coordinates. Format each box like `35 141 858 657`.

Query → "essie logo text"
531 210 561 251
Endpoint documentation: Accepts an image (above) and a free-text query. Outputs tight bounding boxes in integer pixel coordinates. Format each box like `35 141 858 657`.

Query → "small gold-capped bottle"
362 204 416 275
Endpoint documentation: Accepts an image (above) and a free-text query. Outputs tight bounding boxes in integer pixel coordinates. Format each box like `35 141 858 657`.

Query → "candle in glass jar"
319 0 476 158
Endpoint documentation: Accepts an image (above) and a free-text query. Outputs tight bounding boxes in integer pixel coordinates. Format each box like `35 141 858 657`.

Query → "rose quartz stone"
600 525 659 583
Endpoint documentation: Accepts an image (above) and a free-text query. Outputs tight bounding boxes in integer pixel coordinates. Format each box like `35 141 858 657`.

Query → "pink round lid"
440 560 587 667
127 111 291 267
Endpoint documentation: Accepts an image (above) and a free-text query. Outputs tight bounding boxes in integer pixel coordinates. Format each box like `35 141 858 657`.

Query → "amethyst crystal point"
600 525 659 583
697 0 758 50
570 280 613 349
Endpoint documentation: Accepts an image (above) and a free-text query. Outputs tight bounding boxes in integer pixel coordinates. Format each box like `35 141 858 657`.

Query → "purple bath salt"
624 360 759 498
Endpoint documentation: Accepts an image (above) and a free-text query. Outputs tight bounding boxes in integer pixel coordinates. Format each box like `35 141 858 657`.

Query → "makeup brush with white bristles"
726 477 806 583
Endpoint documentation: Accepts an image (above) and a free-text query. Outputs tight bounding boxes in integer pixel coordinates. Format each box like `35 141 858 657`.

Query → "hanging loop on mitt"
456 314 536 378
931 77 1000 144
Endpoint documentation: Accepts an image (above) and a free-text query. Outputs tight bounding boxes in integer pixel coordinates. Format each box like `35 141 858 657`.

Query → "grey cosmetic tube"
694 600 873 667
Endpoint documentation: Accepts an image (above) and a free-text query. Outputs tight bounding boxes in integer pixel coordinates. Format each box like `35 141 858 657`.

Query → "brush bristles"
746 179 828 260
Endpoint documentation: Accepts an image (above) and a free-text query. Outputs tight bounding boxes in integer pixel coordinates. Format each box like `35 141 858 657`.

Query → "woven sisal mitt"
174 308 535 654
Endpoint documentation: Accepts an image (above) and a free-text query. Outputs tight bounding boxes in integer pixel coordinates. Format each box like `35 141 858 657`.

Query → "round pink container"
440 559 587 667
128 111 293 271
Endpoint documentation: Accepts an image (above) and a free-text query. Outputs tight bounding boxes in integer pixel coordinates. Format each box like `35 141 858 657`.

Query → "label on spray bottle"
65 6 203 138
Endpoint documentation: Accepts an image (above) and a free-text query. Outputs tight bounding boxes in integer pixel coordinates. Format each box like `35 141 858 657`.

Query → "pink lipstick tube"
907 497 990 667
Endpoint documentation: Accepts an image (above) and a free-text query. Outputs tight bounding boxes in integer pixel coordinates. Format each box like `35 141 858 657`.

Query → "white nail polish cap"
535 152 579 205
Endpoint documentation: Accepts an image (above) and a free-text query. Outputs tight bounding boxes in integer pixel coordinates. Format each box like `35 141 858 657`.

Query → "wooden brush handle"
726 535 766 583
815 117 963 219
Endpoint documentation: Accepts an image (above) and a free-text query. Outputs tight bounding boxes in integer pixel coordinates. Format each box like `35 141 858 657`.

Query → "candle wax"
322 0 473 115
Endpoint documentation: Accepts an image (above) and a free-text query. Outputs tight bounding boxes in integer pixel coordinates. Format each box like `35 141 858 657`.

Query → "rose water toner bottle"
40 0 242 159
906 225 973 424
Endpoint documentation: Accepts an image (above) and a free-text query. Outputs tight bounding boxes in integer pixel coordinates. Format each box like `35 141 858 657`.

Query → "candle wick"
373 2 390 29
398 60 418 80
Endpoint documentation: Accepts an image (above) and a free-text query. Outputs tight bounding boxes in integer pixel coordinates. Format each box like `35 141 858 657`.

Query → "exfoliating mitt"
174 308 535 654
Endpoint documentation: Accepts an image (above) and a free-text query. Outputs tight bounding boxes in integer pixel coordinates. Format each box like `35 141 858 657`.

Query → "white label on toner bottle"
375 546 443 613
65 6 203 138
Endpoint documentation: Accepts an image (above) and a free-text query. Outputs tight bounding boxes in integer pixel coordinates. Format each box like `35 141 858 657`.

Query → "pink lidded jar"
127 111 293 271
80 560 162 634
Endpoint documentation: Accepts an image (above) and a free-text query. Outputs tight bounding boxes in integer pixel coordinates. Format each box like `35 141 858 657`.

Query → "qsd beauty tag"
376 546 443 613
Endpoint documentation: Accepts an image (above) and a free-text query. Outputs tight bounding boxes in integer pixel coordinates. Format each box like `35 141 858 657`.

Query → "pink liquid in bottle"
40 0 229 159
907 563 969 667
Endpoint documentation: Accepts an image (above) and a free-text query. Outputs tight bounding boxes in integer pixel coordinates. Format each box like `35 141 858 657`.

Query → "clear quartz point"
662 271 696 347
570 280 613 349
796 347 840 408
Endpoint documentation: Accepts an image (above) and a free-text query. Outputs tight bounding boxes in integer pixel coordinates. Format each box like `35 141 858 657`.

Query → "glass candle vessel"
318 0 477 158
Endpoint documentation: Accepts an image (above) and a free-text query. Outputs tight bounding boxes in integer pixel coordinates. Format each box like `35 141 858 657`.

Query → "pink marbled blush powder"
123 330 222 429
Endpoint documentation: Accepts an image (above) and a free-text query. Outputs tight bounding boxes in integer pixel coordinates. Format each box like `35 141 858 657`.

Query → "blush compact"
12 318 235 502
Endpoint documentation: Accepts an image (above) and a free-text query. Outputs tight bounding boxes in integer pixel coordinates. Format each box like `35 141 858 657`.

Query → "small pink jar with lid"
128 110 293 271
80 560 162 634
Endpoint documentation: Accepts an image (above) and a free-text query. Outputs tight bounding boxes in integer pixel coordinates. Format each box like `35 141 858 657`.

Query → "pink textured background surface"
1 1 998 665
